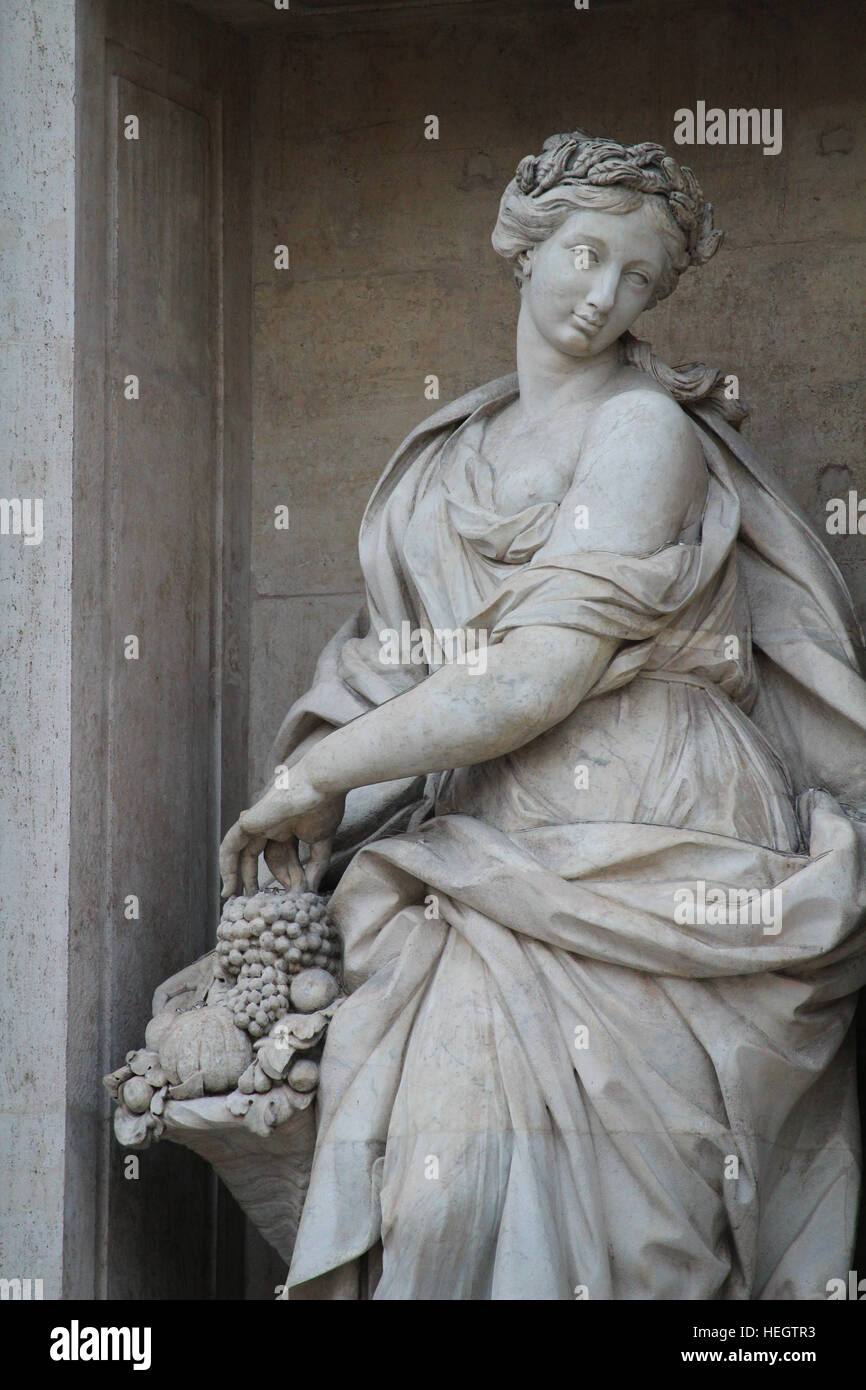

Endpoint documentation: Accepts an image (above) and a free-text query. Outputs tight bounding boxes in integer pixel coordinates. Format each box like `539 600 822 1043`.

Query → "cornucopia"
104 887 344 1262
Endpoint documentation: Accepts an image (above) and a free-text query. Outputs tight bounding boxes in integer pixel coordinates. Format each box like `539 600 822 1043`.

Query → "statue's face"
521 204 669 358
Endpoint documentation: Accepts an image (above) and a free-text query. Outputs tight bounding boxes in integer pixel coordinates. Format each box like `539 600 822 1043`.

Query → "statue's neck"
515 305 621 421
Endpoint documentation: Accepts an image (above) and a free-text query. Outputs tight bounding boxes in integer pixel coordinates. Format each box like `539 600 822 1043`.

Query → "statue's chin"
555 335 611 361
541 318 621 360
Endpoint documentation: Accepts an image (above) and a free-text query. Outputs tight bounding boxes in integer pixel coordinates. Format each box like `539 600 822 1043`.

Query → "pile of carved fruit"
217 887 341 1038
104 887 343 1146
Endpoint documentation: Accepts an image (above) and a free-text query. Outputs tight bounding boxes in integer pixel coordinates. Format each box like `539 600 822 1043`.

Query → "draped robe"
272 374 866 1300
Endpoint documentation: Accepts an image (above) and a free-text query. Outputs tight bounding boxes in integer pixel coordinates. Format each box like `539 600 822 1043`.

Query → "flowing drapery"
272 376 866 1299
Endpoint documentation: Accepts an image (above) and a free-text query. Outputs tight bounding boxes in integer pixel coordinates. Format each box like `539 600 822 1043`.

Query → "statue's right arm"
277 396 707 801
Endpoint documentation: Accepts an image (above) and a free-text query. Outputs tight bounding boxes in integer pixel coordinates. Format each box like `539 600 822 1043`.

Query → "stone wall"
0 0 253 1302
0 0 76 1300
248 0 866 786
67 0 253 1299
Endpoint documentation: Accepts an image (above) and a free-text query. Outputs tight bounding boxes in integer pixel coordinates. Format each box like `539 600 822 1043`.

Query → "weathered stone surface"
0 0 76 1302
225 114 866 1299
249 596 362 791
247 0 866 781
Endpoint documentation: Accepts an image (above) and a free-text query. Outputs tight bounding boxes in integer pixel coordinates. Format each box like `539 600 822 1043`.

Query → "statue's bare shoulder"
542 374 708 558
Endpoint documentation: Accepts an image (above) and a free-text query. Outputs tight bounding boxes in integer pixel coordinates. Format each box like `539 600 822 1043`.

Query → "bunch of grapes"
216 888 341 1039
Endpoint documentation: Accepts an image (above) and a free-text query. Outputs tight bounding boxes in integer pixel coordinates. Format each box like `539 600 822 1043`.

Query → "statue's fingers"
239 794 285 838
304 837 334 893
264 838 305 893
264 818 300 843
239 836 267 896
220 862 238 901
219 822 247 899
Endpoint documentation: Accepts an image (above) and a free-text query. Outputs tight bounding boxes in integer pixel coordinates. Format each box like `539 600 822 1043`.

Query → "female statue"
219 131 866 1299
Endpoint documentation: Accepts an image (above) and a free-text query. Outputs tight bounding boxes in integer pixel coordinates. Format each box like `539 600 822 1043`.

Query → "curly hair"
492 128 723 307
491 129 745 426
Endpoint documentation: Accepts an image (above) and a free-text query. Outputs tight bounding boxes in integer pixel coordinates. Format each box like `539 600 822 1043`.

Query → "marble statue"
110 129 866 1301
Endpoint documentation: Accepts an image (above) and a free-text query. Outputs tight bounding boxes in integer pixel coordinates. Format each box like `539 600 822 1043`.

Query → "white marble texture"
214 132 866 1299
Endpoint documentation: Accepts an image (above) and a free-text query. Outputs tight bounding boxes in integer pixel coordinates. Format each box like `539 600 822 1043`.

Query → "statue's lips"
571 312 604 334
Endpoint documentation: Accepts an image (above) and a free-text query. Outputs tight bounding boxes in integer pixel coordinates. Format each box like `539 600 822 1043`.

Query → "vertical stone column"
0 0 76 1299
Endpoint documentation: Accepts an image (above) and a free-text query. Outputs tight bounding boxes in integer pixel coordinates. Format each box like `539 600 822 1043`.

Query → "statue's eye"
627 269 650 286
571 245 598 270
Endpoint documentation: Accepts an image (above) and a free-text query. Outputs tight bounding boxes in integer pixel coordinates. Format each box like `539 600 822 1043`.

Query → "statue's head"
492 130 722 358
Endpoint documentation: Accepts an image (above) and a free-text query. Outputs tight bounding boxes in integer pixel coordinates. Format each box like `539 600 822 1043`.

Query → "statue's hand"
219 765 345 899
